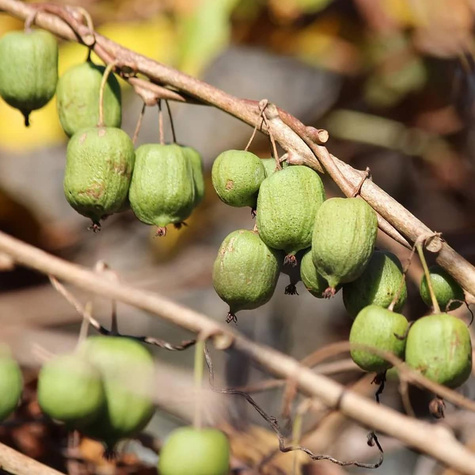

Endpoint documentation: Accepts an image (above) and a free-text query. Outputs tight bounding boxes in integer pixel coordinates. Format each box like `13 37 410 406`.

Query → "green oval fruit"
0 345 22 422
37 353 105 427
256 166 326 262
183 146 205 206
158 427 230 475
312 197 377 295
129 144 195 234
300 249 330 298
420 265 464 311
211 150 265 208
213 229 282 321
343 250 407 317
261 157 288 177
405 313 472 388
56 60 121 137
64 126 135 228
0 29 58 126
78 336 155 450
349 305 408 373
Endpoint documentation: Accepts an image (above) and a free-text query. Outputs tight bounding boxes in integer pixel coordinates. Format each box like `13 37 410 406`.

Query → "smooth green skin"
257 166 326 256
300 249 330 298
420 265 464 311
211 150 265 208
312 197 378 289
213 229 282 314
78 336 155 448
261 157 288 177
183 146 205 206
343 250 407 318
350 305 408 373
37 353 105 426
405 313 472 388
64 127 135 225
0 30 57 124
158 427 230 475
129 144 195 228
56 61 122 137
0 347 22 422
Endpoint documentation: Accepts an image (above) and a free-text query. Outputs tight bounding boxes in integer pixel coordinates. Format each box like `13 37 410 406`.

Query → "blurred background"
1 0 475 473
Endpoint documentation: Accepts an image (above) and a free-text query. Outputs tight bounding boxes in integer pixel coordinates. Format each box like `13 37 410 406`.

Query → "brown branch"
0 441 65 475
1 0 473 296
1 231 475 474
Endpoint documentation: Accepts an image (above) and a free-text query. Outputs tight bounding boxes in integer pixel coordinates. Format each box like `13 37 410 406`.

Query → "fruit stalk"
98 61 117 127
416 243 441 313
193 338 205 430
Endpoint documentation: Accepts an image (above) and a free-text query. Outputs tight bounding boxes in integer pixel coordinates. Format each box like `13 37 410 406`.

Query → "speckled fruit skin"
405 313 472 388
343 250 407 318
37 353 105 427
183 146 205 206
129 144 195 228
78 336 155 450
349 305 408 373
0 346 22 422
56 61 121 137
256 166 326 257
420 265 464 311
0 29 58 125
213 229 282 315
211 150 265 208
64 126 135 226
312 197 377 290
158 427 230 475
300 249 330 298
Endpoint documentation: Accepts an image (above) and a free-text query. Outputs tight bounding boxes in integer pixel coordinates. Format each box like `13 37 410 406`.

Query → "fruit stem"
193 337 205 430
133 103 146 145
165 100 177 143
98 61 117 127
76 301 93 349
110 299 119 335
416 242 441 313
158 101 165 145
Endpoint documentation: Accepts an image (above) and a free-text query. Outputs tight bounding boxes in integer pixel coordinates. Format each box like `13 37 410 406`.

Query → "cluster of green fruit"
350 265 471 391
210 149 471 392
0 28 204 232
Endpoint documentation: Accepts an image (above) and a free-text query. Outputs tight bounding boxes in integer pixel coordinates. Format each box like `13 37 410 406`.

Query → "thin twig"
204 346 384 470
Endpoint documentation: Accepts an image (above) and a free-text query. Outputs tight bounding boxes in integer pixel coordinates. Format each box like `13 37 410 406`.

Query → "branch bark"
0 441 65 475
0 0 474 295
0 231 475 473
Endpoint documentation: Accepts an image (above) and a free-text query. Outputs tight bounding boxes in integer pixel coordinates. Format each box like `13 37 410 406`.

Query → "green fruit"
312 197 377 294
405 313 472 388
183 146 205 206
349 305 408 373
300 249 330 298
213 229 282 321
158 427 230 475
129 144 196 234
0 29 58 126
78 336 156 450
37 353 105 427
420 265 464 311
0 345 22 422
343 250 407 317
64 126 135 228
261 157 288 177
56 60 122 137
211 150 265 208
256 166 326 261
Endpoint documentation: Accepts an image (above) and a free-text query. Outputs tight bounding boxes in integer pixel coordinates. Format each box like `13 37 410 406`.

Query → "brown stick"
0 442 65 475
1 231 475 474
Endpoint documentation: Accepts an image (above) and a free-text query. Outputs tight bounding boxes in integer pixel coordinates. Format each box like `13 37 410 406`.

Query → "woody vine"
0 0 475 474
